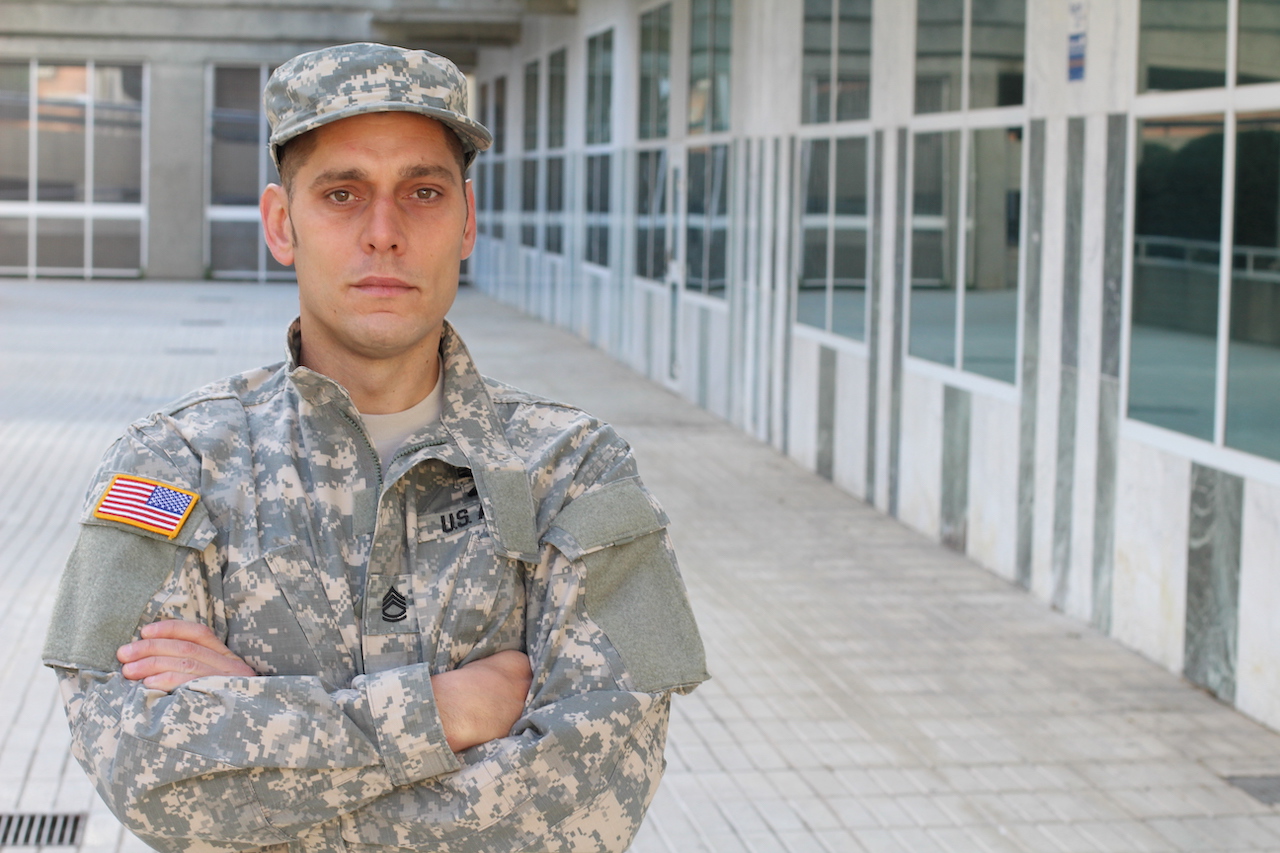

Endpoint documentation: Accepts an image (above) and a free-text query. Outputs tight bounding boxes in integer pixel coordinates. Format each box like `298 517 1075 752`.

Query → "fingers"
117 621 257 692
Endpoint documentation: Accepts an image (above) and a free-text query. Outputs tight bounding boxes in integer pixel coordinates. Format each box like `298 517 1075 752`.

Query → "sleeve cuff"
359 665 461 786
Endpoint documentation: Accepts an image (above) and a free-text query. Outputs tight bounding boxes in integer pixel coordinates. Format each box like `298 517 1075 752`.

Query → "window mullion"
1215 110 1237 447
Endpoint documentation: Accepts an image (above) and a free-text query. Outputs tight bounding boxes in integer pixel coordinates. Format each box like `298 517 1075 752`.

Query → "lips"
353 276 415 296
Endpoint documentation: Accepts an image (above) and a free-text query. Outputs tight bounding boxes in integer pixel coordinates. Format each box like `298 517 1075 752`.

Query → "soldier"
43 42 708 853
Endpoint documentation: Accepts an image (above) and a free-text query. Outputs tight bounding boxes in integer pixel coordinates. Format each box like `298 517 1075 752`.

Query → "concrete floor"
4 281 1280 852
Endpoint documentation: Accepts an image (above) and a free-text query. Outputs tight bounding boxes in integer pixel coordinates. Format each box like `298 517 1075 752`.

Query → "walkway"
3 281 1280 853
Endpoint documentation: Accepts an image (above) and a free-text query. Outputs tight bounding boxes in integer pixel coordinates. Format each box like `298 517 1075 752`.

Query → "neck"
300 332 443 415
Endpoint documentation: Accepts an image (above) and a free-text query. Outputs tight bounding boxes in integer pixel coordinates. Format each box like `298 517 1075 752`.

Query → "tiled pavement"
3 280 1280 853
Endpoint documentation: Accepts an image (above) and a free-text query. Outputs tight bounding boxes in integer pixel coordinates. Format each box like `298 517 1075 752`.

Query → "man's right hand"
432 650 532 753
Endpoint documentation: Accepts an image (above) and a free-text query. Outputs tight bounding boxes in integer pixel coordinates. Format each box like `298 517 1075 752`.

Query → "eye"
327 189 353 203
414 187 441 201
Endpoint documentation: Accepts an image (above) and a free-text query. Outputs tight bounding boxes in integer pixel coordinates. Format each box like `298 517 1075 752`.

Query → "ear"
260 183 295 267
460 179 477 261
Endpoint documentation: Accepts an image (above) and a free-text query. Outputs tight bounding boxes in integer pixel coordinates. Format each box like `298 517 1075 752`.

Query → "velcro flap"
543 478 667 561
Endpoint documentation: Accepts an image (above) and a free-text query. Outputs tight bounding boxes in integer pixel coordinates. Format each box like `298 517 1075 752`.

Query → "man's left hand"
117 620 257 691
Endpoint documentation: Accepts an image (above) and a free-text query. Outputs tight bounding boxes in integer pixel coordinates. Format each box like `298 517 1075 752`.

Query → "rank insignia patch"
93 474 200 539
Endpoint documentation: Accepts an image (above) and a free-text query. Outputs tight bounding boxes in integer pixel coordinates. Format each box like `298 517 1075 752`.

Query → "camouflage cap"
264 42 492 171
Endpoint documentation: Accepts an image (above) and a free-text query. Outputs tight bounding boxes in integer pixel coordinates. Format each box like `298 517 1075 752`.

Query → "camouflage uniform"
43 321 709 852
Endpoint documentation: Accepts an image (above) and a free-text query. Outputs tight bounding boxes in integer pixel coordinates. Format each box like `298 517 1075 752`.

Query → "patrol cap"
263 42 492 171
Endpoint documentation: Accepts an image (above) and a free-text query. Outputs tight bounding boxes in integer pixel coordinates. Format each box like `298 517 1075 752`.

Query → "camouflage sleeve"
50 533 461 851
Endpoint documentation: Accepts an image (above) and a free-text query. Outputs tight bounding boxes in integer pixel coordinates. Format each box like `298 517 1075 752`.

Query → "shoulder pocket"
543 478 667 560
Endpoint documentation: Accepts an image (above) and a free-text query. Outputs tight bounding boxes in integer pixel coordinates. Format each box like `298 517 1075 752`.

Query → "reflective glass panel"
587 32 613 145
521 157 538 248
1226 112 1280 460
212 67 260 206
94 65 142 203
475 160 489 234
910 130 961 364
0 63 29 201
963 126 1021 382
0 219 26 270
798 140 830 328
492 159 506 240
37 218 83 270
832 137 867 339
635 149 668 279
492 77 507 154
1129 116 1224 440
546 155 565 254
915 0 964 114
836 0 871 120
686 145 729 295
585 153 610 265
92 218 140 271
548 50 567 149
639 4 672 140
689 0 731 134
1238 2 1280 86
524 61 539 152
970 0 1025 109
37 64 87 202
210 220 258 274
1138 0 1228 92
802 0 833 124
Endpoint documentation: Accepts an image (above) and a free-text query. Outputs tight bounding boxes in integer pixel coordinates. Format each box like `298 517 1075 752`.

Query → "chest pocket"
416 499 524 671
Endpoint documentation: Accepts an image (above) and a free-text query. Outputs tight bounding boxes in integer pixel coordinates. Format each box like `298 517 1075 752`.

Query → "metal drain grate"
1226 775 1280 806
0 813 86 847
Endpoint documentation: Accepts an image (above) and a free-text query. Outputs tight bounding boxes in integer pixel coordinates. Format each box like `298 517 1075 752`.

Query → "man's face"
261 111 475 366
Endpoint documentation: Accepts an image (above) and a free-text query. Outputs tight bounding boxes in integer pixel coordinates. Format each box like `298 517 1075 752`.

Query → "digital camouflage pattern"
263 43 493 170
45 322 708 852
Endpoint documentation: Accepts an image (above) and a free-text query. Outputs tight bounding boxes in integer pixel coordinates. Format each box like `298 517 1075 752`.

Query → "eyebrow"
307 163 459 191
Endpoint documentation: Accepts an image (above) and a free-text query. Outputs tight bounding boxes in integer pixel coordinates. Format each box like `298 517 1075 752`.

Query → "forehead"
304 112 462 176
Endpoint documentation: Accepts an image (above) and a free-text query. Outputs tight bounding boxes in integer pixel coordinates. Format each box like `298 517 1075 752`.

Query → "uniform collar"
283 317 540 562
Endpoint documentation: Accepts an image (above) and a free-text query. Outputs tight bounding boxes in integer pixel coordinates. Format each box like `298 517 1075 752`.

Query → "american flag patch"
93 474 199 538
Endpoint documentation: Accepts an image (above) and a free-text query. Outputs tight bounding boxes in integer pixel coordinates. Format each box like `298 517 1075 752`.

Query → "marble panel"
1016 118 1047 588
898 369 944 539
1237 478 1280 732
967 392 1020 581
787 333 820 471
1052 365 1078 612
1112 438 1191 673
1091 376 1120 633
833 348 869 499
940 386 971 552
708 307 731 420
1183 464 1243 703
1101 114 1127 380
697 306 711 411
1061 117 1085 370
816 346 837 481
866 129 884 504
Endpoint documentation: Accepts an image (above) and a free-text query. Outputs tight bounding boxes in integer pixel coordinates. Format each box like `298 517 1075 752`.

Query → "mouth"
352 276 416 297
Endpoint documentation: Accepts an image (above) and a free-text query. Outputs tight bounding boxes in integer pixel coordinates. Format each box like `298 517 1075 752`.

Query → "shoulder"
483 376 631 470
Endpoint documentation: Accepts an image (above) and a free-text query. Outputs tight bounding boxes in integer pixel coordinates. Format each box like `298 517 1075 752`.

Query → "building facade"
4 0 1279 731
466 0 1280 732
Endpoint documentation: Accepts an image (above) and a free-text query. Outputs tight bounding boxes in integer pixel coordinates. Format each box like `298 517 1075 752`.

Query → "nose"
361 195 405 254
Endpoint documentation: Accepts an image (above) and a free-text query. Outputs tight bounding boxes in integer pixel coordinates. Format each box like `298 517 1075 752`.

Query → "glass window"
1239 2 1280 86
210 220 258 275
1129 116 1224 440
93 65 142 203
546 155 565 254
0 63 29 201
93 218 141 273
0 219 25 272
635 149 668 279
212 67 261 206
689 0 731 134
475 160 489 235
492 77 507 154
969 1 1024 109
798 137 868 337
521 157 538 248
547 50 567 150
1139 0 1228 92
587 31 614 145
523 61 539 152
910 130 961 365
804 0 871 123
491 158 506 240
963 126 1021 382
37 218 84 269
686 144 729 295
639 4 672 140
37 64 87 202
915 0 964 114
798 139 831 327
1226 112 1280 460
585 153 610 266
